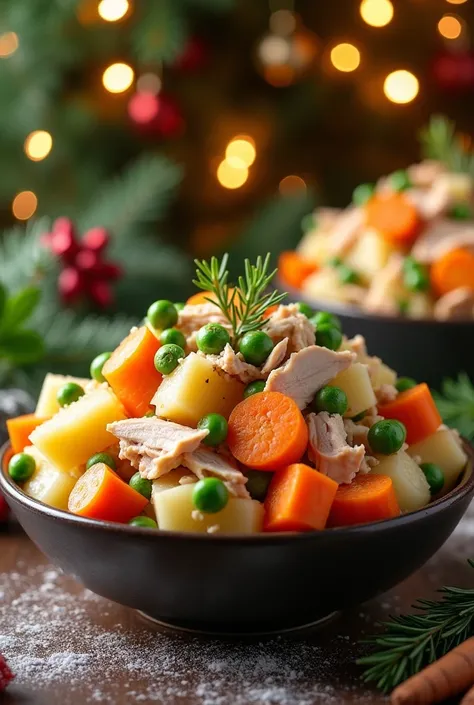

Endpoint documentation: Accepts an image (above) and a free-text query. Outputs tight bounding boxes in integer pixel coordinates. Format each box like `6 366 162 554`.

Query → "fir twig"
420 115 474 177
0 218 53 291
358 560 474 693
432 373 474 442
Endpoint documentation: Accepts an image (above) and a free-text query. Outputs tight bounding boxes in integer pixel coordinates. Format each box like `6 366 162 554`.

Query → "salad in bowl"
4 254 468 536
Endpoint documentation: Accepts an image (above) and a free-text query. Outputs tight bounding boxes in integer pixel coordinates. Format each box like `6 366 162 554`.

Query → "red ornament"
433 51 474 92
0 493 9 523
173 37 208 72
128 92 184 138
0 652 14 692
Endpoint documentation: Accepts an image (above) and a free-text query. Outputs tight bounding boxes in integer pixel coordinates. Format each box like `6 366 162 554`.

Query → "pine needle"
0 218 53 291
432 373 474 441
419 115 474 177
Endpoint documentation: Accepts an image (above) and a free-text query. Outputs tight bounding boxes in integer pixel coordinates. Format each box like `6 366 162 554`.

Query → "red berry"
58 267 84 303
95 261 123 281
0 653 14 692
82 227 110 252
89 280 113 308
50 230 79 262
75 249 100 273
0 493 9 523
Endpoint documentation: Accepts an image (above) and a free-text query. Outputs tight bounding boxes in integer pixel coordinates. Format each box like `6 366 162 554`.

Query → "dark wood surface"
1 504 473 705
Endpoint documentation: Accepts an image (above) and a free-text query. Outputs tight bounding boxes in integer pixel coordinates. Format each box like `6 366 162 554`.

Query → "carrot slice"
327 474 400 528
278 251 317 289
431 247 474 297
6 414 49 454
365 192 421 246
68 463 148 522
102 325 162 417
186 287 235 307
227 391 308 471
264 463 338 532
378 382 442 445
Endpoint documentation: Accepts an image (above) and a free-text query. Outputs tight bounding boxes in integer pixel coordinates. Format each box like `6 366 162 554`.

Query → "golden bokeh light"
0 32 19 58
360 0 394 27
12 191 38 220
225 137 256 167
330 43 361 72
24 131 53 162
438 14 463 39
279 175 307 196
102 62 134 93
217 160 249 189
98 0 129 22
446 0 467 4
383 70 419 104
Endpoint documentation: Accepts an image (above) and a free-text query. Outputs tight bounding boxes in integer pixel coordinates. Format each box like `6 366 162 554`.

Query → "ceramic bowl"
2 441 474 635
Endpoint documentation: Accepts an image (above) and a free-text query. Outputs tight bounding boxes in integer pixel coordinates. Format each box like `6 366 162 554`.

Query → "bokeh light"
217 160 249 189
98 0 129 22
360 0 394 28
136 72 162 95
383 70 419 104
102 62 134 93
279 175 307 196
330 43 361 72
438 14 463 39
12 191 38 220
0 32 19 58
24 131 53 162
269 10 296 36
446 0 467 4
225 137 256 167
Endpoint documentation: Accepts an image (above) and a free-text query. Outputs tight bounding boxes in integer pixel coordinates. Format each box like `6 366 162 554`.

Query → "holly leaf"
0 329 45 365
1 287 41 332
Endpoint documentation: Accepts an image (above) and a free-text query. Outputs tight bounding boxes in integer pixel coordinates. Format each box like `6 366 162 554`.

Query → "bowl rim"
2 439 474 544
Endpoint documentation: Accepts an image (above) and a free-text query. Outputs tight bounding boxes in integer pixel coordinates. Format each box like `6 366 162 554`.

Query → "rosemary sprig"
419 115 474 177
432 373 474 442
358 560 474 693
193 253 286 345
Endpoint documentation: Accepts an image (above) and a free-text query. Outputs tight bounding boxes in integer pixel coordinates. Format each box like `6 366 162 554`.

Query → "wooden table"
1 506 473 705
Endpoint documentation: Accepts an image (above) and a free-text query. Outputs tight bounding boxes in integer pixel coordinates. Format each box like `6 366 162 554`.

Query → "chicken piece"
261 338 289 374
263 304 315 353
206 338 289 385
265 345 354 410
342 334 368 360
177 303 232 351
407 160 446 189
343 419 379 473
434 287 474 321
307 412 365 484
412 220 474 265
182 447 250 498
407 177 452 220
315 207 343 232
108 417 208 480
375 384 398 405
365 254 405 315
327 207 364 256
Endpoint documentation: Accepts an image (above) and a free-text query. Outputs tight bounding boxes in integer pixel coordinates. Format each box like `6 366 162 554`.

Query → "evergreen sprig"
420 115 474 177
0 283 44 370
432 373 474 442
358 560 474 693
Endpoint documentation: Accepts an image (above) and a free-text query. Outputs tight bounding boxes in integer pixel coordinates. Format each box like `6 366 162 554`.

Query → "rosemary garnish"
432 373 474 442
193 253 286 345
420 115 474 177
358 560 474 693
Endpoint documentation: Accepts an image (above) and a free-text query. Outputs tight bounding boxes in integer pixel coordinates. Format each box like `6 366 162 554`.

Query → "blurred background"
0 0 473 392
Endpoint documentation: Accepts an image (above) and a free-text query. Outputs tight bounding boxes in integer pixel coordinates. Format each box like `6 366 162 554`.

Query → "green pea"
351 410 366 422
239 331 274 366
159 327 186 349
327 256 343 268
245 470 273 502
144 410 155 417
57 382 85 407
313 386 348 416
129 516 157 528
8 453 36 483
353 183 375 206
243 380 266 398
197 413 228 446
315 324 342 351
390 170 412 192
398 299 410 316
147 300 178 331
368 419 406 455
174 302 185 311
420 462 445 495
86 452 117 470
154 344 185 375
403 259 430 292
90 352 112 383
196 323 230 355
296 301 314 318
301 213 317 232
129 472 153 500
338 265 359 285
450 203 471 220
310 311 342 331
395 377 417 393
192 477 229 514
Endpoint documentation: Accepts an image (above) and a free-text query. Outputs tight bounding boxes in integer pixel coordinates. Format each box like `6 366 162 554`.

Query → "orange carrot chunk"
365 192 421 246
378 382 441 445
327 474 400 528
227 391 308 471
6 414 50 454
68 463 148 522
264 463 338 532
102 325 162 417
278 251 317 289
186 287 236 307
431 247 474 297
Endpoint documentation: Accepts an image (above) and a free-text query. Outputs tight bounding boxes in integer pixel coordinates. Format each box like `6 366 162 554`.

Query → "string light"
102 62 134 93
360 0 394 28
225 137 256 167
98 0 129 22
217 160 249 189
279 175 306 195
24 131 53 162
330 43 361 72
438 14 463 39
0 32 19 58
12 191 38 220
384 70 419 104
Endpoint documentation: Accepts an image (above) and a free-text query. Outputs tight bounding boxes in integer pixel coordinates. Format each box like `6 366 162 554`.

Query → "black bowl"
2 440 474 635
278 279 474 389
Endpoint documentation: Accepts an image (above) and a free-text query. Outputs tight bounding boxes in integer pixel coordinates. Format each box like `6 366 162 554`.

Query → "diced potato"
36 373 91 417
407 293 433 320
297 231 332 266
437 172 472 204
30 387 126 472
372 451 430 512
152 352 244 427
330 362 376 417
22 446 82 510
303 268 352 303
345 229 395 282
407 429 467 493
370 361 397 390
152 467 194 497
154 483 264 534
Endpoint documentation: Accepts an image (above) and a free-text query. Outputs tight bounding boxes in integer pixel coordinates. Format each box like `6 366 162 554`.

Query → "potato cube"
22 446 82 510
303 268 353 304
345 229 394 282
297 232 332 266
370 362 397 390
407 429 467 493
330 362 376 418
372 451 430 512
36 373 91 417
152 467 194 497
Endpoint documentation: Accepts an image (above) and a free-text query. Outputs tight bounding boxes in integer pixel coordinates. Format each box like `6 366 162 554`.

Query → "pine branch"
432 373 474 441
419 115 474 177
132 1 187 64
0 218 52 291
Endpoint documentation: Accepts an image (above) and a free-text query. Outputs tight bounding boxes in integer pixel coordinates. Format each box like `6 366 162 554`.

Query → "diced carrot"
378 382 442 445
263 304 279 319
227 391 308 471
264 463 338 532
278 251 317 289
102 325 162 417
68 463 148 522
186 287 235 307
431 247 474 297
7 414 50 454
327 474 400 528
365 192 422 246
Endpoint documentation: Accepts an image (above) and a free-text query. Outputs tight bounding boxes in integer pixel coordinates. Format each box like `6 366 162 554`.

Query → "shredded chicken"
343 419 379 472
361 406 383 428
263 304 315 353
407 160 446 189
265 345 354 410
183 447 249 498
177 303 232 351
342 334 367 360
307 412 365 484
261 338 289 374
365 254 404 315
327 206 364 256
411 219 474 265
375 384 398 405
207 338 289 385
434 287 474 321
